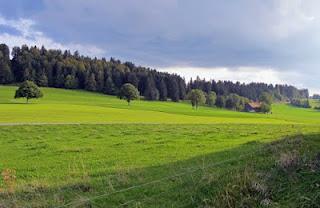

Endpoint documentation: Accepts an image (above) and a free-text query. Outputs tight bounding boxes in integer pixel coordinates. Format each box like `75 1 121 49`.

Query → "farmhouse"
245 102 261 112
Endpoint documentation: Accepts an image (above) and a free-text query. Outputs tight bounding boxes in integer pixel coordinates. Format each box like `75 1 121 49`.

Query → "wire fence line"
118 190 170 208
56 147 264 208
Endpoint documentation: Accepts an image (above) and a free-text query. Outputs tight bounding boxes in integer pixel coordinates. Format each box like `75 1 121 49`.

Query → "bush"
260 102 272 113
277 151 300 172
290 99 311 108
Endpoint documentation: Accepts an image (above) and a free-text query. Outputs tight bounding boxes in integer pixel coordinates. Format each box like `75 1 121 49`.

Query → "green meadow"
1 86 320 124
0 86 319 207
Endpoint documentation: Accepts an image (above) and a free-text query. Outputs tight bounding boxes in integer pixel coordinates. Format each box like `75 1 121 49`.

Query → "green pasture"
0 124 319 207
0 86 320 124
0 86 319 207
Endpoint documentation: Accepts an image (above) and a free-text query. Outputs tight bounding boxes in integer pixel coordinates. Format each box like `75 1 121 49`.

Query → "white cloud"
271 0 318 39
158 66 320 94
0 16 105 57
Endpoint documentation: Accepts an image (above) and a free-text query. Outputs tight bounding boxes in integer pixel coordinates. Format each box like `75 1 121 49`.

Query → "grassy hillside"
0 86 320 124
0 86 319 207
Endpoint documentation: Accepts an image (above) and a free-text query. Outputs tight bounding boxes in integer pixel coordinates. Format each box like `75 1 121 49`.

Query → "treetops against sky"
0 44 309 103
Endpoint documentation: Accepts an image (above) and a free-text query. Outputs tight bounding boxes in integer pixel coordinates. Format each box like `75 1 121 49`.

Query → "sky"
0 0 319 94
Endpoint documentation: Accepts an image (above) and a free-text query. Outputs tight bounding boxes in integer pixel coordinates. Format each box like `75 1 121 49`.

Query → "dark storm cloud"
1 0 320 92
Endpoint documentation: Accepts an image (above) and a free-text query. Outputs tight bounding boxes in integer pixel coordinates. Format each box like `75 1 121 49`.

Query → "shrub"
277 151 300 172
260 102 272 113
290 99 311 108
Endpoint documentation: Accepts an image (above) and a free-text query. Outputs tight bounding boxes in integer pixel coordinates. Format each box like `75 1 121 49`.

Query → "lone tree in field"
119 83 139 105
14 81 43 103
187 89 206 109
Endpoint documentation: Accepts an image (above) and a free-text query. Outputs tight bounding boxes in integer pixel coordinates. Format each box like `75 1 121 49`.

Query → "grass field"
1 86 320 124
0 86 319 207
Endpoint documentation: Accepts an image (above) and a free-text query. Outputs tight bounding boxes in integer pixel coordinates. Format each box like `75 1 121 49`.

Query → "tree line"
0 44 186 102
290 99 311 108
0 43 309 104
187 77 309 101
187 89 272 112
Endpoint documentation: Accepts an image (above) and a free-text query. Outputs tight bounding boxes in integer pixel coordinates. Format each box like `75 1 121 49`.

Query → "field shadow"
1 132 319 207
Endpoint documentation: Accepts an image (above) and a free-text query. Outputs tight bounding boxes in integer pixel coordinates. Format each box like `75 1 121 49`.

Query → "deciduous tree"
206 91 217 107
14 81 43 103
187 89 206 109
119 83 140 105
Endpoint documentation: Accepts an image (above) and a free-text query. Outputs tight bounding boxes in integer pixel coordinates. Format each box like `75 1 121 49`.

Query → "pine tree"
168 78 180 102
127 72 139 88
178 78 186 99
85 73 97 91
104 76 116 95
144 77 159 100
0 44 13 84
158 78 168 101
37 72 48 87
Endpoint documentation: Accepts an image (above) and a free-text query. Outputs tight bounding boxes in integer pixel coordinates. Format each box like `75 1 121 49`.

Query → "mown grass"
0 86 320 207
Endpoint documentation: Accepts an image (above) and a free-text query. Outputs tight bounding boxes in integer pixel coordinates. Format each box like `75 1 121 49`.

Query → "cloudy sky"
0 0 319 94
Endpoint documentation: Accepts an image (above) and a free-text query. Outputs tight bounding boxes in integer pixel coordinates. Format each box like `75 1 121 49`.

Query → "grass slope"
0 124 319 207
0 86 319 207
1 85 320 124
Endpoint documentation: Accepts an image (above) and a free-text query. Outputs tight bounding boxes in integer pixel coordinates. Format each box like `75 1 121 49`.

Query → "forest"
0 44 309 102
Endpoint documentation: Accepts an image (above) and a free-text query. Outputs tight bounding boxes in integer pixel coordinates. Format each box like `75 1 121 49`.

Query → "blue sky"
0 0 319 93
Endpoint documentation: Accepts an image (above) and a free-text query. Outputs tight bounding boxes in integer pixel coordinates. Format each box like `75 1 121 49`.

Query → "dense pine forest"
0 43 309 102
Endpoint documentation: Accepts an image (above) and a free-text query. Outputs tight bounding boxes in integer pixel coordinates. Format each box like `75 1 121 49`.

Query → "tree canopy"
206 91 217 107
14 81 43 103
0 44 13 84
119 83 140 105
187 89 206 109
225 93 249 111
